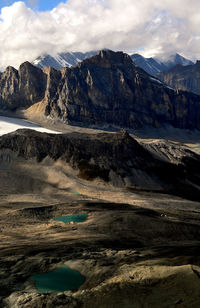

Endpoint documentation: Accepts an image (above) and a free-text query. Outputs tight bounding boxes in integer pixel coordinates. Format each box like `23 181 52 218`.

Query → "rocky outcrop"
0 62 47 110
1 50 200 129
157 61 200 95
0 129 200 200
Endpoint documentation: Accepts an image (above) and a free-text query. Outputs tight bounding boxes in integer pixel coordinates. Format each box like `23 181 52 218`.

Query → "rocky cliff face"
43 50 200 129
157 61 200 95
0 129 199 200
0 62 47 110
1 50 200 129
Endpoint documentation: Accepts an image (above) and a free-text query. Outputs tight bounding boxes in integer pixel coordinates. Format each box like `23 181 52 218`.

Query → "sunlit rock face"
0 50 200 129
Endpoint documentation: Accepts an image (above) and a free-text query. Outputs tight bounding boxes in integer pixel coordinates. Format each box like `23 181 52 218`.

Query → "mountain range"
32 51 194 77
1 50 200 308
33 51 98 70
0 50 200 130
130 53 194 76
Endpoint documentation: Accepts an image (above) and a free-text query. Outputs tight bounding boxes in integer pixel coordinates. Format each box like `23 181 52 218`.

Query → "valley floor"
1 174 200 308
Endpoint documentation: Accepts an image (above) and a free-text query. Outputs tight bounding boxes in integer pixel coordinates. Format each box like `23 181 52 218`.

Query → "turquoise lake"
30 265 85 293
54 213 88 224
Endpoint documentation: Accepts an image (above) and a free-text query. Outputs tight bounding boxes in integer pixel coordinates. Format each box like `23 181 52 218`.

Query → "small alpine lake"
30 265 85 293
54 213 88 224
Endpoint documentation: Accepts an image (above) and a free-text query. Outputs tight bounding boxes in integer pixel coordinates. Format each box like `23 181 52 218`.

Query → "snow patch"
149 77 163 84
165 85 174 91
0 116 60 136
53 54 72 67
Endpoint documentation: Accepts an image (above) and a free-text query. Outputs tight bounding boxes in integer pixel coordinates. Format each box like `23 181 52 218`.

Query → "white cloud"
27 0 39 8
0 0 200 70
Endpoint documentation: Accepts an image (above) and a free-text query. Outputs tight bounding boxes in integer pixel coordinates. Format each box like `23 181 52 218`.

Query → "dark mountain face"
43 50 200 129
0 50 200 130
157 61 200 95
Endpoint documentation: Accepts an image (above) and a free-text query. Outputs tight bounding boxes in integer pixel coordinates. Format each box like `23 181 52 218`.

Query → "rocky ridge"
157 61 200 95
0 129 199 200
0 50 200 130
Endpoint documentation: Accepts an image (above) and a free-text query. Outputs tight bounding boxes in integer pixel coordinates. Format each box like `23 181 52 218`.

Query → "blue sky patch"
0 0 65 11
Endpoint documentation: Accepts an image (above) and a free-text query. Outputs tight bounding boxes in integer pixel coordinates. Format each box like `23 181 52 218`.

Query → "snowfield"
0 116 59 136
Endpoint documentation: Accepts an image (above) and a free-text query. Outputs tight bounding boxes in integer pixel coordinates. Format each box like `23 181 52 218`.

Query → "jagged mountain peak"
80 49 135 69
19 61 33 67
131 52 194 76
5 65 18 73
162 53 194 68
32 51 99 70
19 61 43 73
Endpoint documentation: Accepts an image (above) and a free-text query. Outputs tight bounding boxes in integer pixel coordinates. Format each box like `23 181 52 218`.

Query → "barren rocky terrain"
0 126 200 308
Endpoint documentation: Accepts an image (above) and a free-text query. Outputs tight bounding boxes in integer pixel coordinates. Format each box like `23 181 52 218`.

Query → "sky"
0 0 62 11
0 0 200 70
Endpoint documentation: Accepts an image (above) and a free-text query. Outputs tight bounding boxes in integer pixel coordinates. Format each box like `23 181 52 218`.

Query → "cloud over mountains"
0 0 199 70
